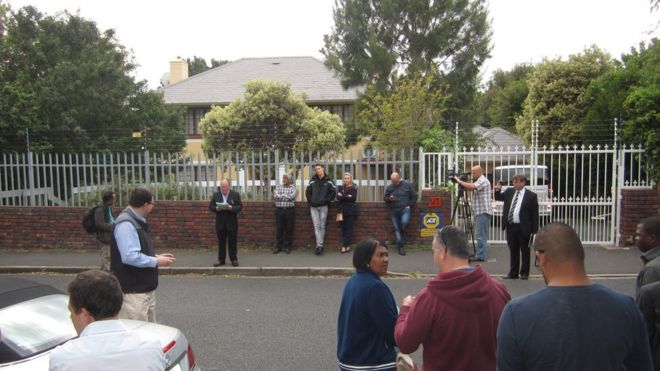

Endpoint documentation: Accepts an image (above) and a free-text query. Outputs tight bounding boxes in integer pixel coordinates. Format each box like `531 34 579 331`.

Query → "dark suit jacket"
495 188 539 237
636 281 660 371
209 190 243 231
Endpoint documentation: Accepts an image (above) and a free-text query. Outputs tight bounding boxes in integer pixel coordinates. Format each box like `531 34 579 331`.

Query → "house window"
313 104 353 124
184 107 211 136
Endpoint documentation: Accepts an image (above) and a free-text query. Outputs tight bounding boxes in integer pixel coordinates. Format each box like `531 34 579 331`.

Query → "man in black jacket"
210 179 243 267
305 163 336 255
495 174 538 279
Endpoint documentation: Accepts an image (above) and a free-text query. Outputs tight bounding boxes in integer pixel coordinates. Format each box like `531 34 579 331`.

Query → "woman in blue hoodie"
337 238 398 371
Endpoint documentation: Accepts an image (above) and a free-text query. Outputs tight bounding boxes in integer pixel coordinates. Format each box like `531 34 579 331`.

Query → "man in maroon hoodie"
394 225 511 371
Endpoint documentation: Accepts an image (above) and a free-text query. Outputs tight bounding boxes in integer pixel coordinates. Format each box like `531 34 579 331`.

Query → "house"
471 125 524 148
162 56 361 157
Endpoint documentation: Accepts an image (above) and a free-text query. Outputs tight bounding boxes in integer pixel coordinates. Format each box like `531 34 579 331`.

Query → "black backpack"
82 206 101 233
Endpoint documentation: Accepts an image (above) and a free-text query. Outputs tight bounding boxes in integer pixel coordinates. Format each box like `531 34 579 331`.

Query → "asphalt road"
10 274 638 371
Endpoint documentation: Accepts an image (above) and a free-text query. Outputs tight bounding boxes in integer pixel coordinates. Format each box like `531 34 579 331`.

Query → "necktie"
508 191 519 223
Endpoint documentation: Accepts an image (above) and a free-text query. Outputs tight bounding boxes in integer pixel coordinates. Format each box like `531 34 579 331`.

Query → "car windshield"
494 167 549 185
0 294 76 362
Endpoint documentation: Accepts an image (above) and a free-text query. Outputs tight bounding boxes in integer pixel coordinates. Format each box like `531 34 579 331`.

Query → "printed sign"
420 212 443 237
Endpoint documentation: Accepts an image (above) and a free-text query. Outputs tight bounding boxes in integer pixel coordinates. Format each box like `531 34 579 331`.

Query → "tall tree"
200 80 346 152
515 46 615 145
476 64 534 131
186 56 229 76
322 0 492 123
355 71 449 150
0 5 184 153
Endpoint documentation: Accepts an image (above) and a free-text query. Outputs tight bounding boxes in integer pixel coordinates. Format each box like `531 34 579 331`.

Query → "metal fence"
0 149 421 206
420 122 654 245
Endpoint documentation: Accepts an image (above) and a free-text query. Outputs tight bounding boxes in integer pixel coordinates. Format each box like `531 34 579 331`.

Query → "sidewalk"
0 244 643 278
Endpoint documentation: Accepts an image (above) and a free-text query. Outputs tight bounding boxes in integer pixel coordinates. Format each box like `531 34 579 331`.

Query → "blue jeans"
474 213 491 260
391 207 411 248
310 206 328 248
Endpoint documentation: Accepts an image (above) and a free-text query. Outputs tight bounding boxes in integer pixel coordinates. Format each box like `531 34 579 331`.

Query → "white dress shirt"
511 188 526 224
49 320 165 371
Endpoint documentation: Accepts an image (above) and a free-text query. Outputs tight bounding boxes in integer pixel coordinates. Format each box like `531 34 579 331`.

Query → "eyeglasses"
435 226 451 254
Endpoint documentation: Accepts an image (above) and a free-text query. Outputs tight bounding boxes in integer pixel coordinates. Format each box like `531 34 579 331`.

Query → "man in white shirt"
49 270 165 371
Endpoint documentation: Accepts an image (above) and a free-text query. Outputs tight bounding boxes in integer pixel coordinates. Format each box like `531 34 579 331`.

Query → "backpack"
82 205 101 233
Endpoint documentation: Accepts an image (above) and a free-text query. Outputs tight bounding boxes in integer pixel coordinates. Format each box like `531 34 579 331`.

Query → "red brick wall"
619 188 660 246
0 190 451 250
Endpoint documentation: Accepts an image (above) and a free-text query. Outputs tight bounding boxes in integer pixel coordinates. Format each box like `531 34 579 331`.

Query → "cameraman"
454 165 492 262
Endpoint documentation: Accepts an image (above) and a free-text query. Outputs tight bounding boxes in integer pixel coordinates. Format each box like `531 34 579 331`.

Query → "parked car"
491 165 553 218
0 276 199 371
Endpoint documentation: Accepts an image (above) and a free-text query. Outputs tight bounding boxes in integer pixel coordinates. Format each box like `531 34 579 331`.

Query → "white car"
491 165 553 218
0 276 200 371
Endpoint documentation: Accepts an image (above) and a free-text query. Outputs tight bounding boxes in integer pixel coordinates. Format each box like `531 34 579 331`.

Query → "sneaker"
398 247 406 256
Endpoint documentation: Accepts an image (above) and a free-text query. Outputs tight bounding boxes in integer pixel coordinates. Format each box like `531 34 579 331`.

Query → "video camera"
447 169 471 183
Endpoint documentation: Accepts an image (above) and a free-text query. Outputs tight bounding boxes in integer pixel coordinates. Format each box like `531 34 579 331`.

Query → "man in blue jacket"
384 172 417 256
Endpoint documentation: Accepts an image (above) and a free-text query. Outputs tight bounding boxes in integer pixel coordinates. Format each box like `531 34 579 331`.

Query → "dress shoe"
231 260 239 267
503 275 519 279
315 246 324 255
520 274 529 280
213 261 225 267
398 247 406 256
273 248 282 254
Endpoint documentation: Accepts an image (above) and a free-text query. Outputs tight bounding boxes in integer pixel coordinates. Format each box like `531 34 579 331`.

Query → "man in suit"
495 174 538 280
210 179 243 267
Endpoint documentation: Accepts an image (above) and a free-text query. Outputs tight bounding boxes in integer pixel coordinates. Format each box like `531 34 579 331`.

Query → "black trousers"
216 225 238 262
506 223 531 277
341 215 356 247
275 207 294 249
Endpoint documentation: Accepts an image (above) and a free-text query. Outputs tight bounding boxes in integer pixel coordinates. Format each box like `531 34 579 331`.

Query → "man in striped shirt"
273 173 297 254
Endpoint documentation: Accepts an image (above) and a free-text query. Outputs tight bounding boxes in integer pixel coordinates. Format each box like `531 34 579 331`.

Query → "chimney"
169 57 188 84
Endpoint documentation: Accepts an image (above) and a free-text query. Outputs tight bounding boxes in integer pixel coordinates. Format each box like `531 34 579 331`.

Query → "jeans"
474 213 491 260
310 205 328 248
391 207 411 248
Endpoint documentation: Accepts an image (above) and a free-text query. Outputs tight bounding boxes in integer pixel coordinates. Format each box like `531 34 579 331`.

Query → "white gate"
421 122 654 245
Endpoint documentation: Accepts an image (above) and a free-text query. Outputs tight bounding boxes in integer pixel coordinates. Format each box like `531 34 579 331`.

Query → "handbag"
336 212 343 222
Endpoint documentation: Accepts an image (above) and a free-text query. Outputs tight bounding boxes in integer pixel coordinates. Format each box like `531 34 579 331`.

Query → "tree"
515 46 615 145
0 5 184 153
355 71 449 150
322 0 492 124
476 64 534 131
186 56 228 77
199 80 346 152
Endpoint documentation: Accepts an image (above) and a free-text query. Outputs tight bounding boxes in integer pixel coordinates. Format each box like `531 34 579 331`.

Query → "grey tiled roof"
472 125 524 148
163 56 361 105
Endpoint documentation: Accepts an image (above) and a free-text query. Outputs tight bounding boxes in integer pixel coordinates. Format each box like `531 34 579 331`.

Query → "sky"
6 0 659 89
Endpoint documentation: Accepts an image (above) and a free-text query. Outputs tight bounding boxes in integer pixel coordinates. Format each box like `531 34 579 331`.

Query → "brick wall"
0 189 451 250
619 187 660 246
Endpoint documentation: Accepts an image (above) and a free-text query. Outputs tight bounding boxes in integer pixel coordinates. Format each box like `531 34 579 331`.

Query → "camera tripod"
449 186 477 255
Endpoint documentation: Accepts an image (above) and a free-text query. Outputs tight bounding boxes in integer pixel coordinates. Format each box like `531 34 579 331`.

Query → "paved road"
8 273 638 371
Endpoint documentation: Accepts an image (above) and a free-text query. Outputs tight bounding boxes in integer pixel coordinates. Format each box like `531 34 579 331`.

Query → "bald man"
454 165 492 262
497 222 652 371
210 180 243 267
384 172 417 255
